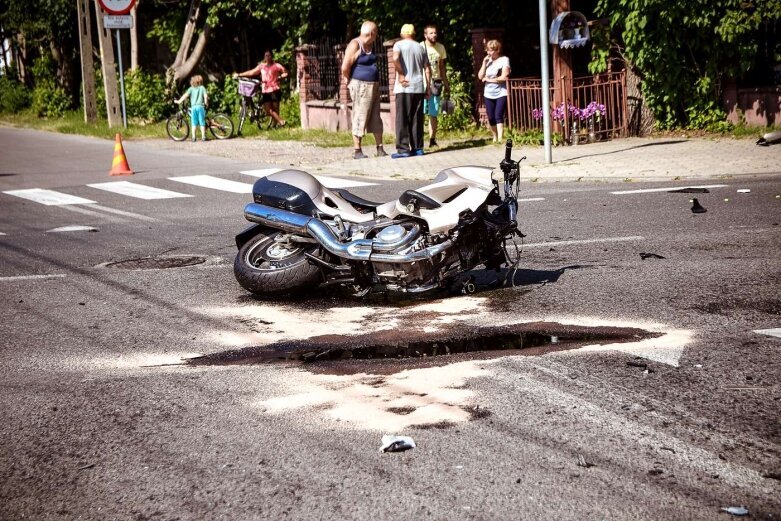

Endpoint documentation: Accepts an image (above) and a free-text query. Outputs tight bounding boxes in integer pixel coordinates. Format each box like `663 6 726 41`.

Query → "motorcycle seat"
331 188 382 211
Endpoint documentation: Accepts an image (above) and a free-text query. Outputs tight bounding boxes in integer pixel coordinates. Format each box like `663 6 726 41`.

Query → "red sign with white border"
97 0 137 15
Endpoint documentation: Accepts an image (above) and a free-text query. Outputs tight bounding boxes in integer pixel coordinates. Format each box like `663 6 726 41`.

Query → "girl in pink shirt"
235 50 288 127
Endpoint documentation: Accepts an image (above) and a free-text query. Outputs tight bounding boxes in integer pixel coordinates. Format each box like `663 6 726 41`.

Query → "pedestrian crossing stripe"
87 181 192 200
240 169 378 188
3 189 97 206
169 175 253 193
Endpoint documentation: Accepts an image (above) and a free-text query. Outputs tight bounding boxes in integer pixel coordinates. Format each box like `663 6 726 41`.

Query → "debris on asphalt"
720 506 749 516
640 252 666 260
78 463 95 471
762 471 781 481
627 359 654 372
648 468 664 476
756 129 781 146
737 189 751 194
576 454 595 468
379 435 416 453
670 187 709 193
691 198 707 213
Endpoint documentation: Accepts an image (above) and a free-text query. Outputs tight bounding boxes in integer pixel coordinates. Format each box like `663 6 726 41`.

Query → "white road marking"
754 328 781 339
0 274 66 281
518 197 545 202
88 181 192 200
46 225 98 233
57 205 125 223
240 168 378 188
170 175 253 193
610 184 727 195
85 204 158 222
3 188 96 206
519 235 645 248
0 232 6 236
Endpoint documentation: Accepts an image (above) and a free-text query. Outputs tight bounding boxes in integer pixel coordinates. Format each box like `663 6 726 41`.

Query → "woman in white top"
478 39 511 142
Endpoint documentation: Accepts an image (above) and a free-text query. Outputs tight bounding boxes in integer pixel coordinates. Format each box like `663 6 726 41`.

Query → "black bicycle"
237 78 273 135
166 103 234 142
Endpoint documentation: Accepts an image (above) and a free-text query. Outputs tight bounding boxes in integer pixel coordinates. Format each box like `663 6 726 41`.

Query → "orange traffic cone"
109 133 134 176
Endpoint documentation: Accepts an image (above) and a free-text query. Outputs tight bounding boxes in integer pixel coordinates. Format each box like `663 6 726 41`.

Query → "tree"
593 0 781 128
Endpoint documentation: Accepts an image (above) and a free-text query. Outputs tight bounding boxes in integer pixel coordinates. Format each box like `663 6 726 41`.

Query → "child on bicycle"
176 75 209 142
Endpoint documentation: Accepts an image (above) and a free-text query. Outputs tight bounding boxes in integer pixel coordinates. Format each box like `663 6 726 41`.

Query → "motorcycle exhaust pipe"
243 203 451 263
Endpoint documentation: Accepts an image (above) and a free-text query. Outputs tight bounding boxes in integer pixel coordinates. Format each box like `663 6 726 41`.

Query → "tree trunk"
94 1 122 127
167 0 211 85
130 0 138 70
77 0 97 123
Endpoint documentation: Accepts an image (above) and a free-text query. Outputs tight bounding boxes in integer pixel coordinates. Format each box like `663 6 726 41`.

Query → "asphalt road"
1 128 780 520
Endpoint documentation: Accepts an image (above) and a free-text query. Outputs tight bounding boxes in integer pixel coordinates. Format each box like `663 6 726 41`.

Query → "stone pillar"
469 27 505 127
295 44 316 129
334 43 350 131
384 38 399 135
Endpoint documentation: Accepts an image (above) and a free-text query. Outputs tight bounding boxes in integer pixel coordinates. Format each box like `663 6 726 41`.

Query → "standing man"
421 24 449 148
392 24 431 158
341 20 387 159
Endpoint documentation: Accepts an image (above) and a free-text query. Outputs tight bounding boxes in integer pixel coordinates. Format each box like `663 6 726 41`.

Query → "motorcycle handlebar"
504 139 513 162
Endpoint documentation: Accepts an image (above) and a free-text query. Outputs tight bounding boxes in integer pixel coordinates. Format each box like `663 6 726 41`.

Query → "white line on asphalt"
610 185 728 195
0 232 5 236
85 204 158 222
88 181 192 200
57 205 125 223
754 328 781 339
518 197 545 202
240 168 378 188
0 274 66 281
46 225 99 233
3 188 96 205
170 175 253 193
518 235 645 248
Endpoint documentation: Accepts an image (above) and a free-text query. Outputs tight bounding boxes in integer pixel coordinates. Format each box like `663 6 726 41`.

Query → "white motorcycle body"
234 143 523 296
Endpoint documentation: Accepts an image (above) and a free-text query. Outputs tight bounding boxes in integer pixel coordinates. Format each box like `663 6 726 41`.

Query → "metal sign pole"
539 0 552 164
115 29 128 128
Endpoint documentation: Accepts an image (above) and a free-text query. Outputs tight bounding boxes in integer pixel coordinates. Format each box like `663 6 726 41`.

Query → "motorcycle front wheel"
234 228 323 295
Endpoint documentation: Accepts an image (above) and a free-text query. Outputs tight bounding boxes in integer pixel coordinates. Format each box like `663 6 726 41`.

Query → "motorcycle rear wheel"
234 228 323 295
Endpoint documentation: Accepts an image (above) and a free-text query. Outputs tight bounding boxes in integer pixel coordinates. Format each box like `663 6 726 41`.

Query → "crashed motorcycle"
233 140 525 296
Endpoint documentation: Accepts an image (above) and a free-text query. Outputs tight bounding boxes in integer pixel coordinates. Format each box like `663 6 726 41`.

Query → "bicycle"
236 77 273 135
166 102 234 142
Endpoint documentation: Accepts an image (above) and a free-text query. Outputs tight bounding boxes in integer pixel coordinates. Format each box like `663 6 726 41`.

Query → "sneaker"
376 147 388 157
414 149 425 156
391 151 411 159
429 138 438 147
353 150 368 159
192 138 196 142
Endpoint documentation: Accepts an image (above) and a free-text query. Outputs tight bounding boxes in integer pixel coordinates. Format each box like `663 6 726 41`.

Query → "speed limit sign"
97 0 137 15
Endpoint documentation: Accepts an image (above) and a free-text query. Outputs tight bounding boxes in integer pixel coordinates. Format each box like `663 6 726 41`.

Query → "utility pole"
94 1 122 127
76 0 97 123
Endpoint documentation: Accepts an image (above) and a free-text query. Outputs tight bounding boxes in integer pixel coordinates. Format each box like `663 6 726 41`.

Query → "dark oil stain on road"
187 322 658 375
105 255 207 270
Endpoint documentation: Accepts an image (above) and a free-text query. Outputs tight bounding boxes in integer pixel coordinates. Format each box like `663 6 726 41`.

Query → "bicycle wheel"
209 113 234 139
166 112 190 141
256 106 273 130
237 98 248 135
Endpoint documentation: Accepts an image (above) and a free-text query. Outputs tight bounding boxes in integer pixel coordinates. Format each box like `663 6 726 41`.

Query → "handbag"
430 79 444 97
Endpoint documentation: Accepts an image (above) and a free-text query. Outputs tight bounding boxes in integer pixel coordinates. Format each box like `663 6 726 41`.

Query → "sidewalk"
301 137 781 183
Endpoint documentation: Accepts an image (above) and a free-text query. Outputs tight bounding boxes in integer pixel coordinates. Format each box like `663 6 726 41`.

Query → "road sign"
97 0 137 15
103 15 133 29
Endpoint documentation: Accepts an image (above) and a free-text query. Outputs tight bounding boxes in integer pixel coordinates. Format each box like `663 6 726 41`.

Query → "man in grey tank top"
391 24 431 158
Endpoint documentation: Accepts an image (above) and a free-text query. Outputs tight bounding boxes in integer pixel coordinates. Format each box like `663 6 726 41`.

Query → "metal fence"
506 71 628 141
305 36 390 103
